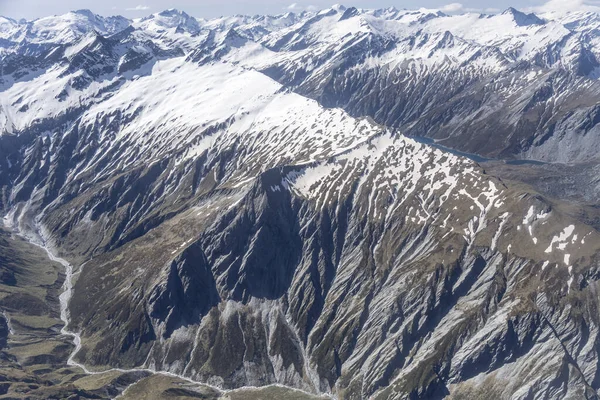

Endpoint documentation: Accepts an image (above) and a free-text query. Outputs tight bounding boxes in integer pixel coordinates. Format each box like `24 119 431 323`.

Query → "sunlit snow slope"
1 5 600 400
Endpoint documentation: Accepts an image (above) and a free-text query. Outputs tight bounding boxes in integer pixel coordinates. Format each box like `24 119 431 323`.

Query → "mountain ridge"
4 4 595 163
1 4 600 400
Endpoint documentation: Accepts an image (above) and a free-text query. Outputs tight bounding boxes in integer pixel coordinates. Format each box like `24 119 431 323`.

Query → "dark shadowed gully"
1 4 600 400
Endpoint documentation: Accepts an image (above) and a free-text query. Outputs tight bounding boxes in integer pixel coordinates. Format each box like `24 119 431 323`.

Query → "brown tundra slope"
1 6 600 400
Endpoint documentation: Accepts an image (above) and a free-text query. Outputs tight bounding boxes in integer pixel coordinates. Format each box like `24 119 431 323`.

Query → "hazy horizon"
1 0 599 21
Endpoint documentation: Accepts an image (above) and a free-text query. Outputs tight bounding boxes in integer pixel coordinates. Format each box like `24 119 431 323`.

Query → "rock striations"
1 5 600 400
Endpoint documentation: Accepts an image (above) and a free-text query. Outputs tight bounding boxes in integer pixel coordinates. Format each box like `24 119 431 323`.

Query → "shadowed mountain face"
1 5 600 400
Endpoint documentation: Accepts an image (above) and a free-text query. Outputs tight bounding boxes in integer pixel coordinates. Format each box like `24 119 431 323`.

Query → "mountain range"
1 4 600 399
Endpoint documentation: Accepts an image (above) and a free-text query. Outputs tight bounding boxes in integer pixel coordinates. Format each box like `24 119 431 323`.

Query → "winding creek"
2 218 330 399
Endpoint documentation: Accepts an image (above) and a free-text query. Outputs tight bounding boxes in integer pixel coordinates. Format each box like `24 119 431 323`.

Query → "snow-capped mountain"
1 5 600 400
255 6 600 163
0 9 129 45
6 5 599 163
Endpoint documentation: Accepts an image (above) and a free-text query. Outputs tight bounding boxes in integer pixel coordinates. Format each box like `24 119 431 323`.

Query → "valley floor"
0 225 326 399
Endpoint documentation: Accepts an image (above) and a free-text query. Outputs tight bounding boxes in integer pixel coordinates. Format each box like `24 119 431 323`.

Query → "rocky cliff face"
1 5 600 400
65 133 600 399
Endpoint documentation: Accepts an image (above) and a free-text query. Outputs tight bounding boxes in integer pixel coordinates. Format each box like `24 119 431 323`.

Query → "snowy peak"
502 7 545 26
71 9 100 20
136 9 201 34
0 16 20 42
195 12 304 42
223 27 248 45
339 6 360 21
0 10 130 45
331 4 347 13
186 27 263 65
30 10 130 40
0 16 18 29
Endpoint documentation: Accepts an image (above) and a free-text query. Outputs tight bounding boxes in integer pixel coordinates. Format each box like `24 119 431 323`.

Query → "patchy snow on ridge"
545 225 576 253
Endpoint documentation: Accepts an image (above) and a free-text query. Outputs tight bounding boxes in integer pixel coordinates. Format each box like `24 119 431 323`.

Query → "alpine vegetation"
0 4 600 400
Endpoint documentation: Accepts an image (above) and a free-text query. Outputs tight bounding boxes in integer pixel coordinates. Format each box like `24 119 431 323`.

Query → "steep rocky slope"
0 6 599 400
65 132 600 399
254 6 600 164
